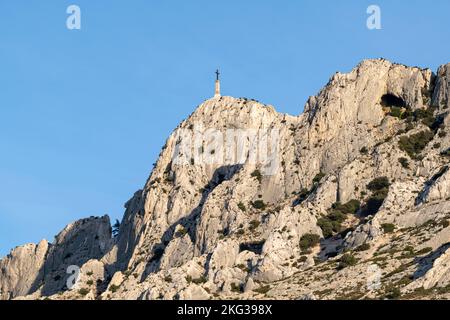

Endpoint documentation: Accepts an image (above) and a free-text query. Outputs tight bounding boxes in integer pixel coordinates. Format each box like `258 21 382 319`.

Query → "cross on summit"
214 69 221 98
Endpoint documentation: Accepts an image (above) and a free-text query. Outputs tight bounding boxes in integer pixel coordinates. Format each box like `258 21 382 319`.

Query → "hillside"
1 59 449 300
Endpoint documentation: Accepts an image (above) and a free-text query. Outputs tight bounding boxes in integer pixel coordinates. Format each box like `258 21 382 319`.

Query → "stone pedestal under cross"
214 69 221 98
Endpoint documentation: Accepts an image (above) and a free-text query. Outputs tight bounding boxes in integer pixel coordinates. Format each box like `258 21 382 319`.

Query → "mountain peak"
1 60 449 300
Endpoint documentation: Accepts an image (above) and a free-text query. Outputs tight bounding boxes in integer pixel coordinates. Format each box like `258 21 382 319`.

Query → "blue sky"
0 0 449 257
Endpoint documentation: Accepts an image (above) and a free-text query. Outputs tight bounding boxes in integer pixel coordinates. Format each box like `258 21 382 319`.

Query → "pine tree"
112 219 120 238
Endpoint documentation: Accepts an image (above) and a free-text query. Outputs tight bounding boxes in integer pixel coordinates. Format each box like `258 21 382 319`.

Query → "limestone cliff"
1 59 449 300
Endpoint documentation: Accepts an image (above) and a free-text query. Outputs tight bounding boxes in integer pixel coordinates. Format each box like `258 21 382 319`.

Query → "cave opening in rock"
239 241 265 254
380 94 406 108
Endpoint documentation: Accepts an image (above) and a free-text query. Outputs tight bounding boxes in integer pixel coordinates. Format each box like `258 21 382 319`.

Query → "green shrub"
251 170 262 183
385 287 401 300
389 106 403 118
360 146 369 154
381 223 396 233
398 130 435 159
317 217 342 238
253 285 271 294
316 200 361 238
312 172 326 184
338 254 358 269
78 288 90 296
249 220 261 231
360 177 391 216
237 202 246 212
86 280 94 286
367 177 390 192
332 200 361 215
298 256 308 263
413 108 438 129
299 234 321 252
398 157 409 168
327 210 346 223
109 284 120 293
164 276 172 283
251 200 266 210
317 218 334 238
192 276 207 285
175 226 188 237
416 247 433 255
356 243 371 252
237 264 250 272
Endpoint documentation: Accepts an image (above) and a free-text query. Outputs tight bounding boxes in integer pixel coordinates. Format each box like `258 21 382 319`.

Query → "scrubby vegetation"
398 130 435 159
318 200 361 238
356 243 371 252
249 220 261 231
293 172 328 206
253 285 271 294
318 217 342 239
416 247 433 255
312 172 326 184
332 200 361 215
251 200 266 210
299 233 321 252
337 254 358 269
381 223 396 233
191 276 208 285
251 170 263 183
387 101 446 160
384 286 401 300
398 157 409 169
78 288 90 296
389 106 404 118
361 177 390 217
109 284 120 293
237 202 246 212
367 177 390 191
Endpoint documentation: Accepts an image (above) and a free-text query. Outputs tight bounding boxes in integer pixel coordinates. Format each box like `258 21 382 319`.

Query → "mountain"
1 59 449 300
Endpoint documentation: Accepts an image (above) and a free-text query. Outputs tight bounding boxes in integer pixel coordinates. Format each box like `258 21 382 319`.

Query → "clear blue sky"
1 0 449 257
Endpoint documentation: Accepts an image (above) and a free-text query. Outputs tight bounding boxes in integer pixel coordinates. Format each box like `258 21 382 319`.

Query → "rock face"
0 240 48 299
0 216 112 299
1 59 450 300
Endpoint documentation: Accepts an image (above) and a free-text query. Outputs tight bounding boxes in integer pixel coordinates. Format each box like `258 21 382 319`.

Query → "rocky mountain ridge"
1 59 449 300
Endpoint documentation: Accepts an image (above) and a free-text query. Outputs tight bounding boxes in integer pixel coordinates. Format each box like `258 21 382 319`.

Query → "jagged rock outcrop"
0 216 112 299
0 240 48 299
1 59 450 300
